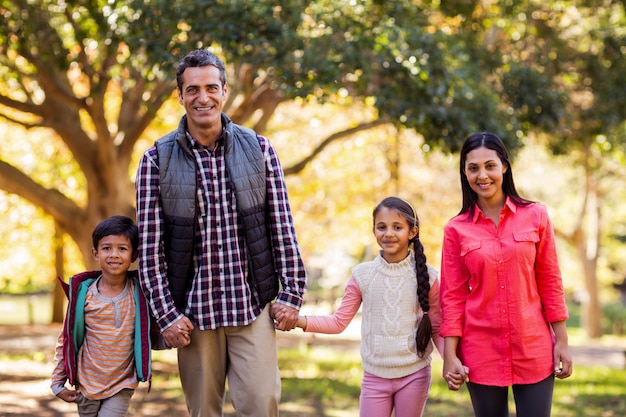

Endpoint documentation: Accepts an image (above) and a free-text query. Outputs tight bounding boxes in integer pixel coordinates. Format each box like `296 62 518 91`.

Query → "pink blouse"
440 199 568 386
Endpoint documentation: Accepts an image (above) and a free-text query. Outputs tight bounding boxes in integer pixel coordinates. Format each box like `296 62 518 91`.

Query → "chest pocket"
460 241 482 285
460 241 481 257
513 232 539 264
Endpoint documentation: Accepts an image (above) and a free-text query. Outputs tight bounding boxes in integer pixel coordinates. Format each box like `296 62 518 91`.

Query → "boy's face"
92 235 136 278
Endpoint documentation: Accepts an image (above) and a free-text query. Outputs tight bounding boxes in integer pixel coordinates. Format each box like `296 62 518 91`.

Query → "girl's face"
464 146 508 207
374 207 418 264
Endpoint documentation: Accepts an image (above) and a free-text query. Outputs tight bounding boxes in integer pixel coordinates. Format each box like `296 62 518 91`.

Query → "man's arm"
261 136 307 314
135 148 186 334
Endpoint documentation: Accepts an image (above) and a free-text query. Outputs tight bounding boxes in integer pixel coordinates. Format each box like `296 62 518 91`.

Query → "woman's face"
463 146 507 207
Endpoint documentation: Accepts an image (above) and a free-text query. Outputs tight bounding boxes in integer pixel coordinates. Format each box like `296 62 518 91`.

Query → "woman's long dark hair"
459 132 532 217
373 197 432 358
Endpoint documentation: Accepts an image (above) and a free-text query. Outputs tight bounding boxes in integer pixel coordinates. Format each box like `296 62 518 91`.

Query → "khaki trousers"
178 305 281 417
76 388 134 417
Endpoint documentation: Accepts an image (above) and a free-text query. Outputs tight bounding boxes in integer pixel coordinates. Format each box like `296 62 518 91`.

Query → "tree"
0 0 526 271
483 0 626 337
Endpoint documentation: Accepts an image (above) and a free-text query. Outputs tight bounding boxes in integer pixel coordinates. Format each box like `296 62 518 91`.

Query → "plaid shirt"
136 130 306 331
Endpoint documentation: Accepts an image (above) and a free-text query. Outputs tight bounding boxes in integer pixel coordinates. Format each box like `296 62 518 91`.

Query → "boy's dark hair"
176 49 227 93
373 197 432 358
92 215 139 253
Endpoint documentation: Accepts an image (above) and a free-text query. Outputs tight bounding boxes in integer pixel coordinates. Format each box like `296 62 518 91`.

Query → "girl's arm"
298 276 362 334
428 276 445 357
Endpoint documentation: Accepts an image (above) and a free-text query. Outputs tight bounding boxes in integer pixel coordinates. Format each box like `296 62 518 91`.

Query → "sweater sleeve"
50 329 68 396
428 276 445 357
304 276 362 334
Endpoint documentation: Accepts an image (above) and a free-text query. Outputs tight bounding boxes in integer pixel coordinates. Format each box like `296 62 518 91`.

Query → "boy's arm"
50 330 69 396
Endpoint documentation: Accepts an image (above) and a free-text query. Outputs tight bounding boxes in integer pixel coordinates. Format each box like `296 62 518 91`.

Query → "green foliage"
0 0 625 327
123 0 537 149
603 303 626 335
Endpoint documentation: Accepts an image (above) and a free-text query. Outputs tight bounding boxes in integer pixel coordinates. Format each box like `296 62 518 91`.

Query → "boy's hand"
163 316 194 348
57 388 78 403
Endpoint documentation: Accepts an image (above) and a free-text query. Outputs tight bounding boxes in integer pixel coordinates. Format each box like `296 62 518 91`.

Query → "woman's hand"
552 320 573 379
443 357 469 391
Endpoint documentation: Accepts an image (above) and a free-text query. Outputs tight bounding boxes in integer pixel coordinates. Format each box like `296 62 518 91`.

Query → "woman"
440 132 572 417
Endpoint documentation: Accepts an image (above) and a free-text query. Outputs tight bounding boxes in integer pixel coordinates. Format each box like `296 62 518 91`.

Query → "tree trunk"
576 237 603 338
51 223 66 324
572 162 604 339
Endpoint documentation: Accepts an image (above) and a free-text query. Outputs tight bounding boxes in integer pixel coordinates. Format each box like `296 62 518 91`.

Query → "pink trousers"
359 365 431 417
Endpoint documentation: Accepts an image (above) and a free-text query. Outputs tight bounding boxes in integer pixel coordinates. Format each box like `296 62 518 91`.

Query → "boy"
51 215 152 416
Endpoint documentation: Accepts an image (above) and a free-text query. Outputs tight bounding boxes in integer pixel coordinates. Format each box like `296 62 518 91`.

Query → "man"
136 49 307 417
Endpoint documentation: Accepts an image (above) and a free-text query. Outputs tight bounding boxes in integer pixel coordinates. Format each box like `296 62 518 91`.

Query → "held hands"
443 356 470 391
162 315 194 349
270 303 298 331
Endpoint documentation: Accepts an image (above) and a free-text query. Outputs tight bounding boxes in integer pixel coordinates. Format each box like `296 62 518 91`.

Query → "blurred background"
0 1 625 415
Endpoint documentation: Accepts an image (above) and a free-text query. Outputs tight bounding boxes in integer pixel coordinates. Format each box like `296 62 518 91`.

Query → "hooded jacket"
57 270 152 387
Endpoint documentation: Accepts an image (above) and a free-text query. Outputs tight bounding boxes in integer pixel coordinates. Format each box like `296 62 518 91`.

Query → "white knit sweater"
353 251 436 379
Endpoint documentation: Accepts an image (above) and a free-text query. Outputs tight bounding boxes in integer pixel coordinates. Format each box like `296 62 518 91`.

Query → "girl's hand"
443 356 469 391
444 366 470 390
271 303 299 331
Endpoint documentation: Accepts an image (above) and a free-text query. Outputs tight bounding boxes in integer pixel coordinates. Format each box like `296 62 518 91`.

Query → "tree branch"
283 119 389 176
0 160 83 225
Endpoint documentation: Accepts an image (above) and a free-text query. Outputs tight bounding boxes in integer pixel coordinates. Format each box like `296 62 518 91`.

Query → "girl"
440 132 573 417
277 196 444 417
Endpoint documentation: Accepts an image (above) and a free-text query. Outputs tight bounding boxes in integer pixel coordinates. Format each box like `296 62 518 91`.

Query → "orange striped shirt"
52 278 138 399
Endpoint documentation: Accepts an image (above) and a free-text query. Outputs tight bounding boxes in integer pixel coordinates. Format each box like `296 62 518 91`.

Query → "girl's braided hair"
373 197 432 357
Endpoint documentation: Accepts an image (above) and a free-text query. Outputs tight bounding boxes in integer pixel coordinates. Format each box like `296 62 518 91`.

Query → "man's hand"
271 303 298 331
162 316 195 348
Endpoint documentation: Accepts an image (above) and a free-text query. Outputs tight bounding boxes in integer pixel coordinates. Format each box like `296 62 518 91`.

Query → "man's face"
178 65 228 134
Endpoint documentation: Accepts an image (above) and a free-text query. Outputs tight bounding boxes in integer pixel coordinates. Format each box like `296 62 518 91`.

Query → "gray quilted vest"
155 113 277 310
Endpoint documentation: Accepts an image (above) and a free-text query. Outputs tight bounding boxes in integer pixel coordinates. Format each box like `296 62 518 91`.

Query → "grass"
3 296 626 416
150 342 626 417
274 345 626 417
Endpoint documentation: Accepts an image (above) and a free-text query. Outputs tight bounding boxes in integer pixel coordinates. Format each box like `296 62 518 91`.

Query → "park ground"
1 322 625 417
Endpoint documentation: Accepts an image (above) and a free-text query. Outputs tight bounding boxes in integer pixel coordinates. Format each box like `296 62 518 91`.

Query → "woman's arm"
443 336 469 390
551 320 573 379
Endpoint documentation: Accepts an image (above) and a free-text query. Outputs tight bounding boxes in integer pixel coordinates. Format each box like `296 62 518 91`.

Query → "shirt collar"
472 196 517 223
185 127 225 150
